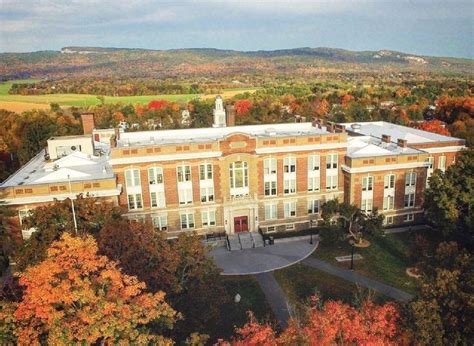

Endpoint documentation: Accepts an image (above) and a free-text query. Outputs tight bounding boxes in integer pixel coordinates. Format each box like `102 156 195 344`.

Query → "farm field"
0 80 258 112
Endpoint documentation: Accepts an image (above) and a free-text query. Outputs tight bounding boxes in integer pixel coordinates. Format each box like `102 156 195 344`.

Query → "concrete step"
251 232 264 248
239 232 254 249
228 235 241 251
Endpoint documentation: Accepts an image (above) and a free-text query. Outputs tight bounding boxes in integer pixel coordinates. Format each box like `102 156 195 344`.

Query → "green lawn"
0 80 258 107
274 263 389 314
0 79 39 95
313 230 443 295
209 275 275 341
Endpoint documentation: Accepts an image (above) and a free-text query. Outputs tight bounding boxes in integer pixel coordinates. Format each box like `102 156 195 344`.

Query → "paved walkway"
210 237 318 275
256 272 290 329
384 224 432 234
302 257 414 302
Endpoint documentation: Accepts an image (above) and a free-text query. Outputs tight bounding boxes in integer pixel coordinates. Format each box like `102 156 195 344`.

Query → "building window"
267 226 276 233
362 176 374 192
177 165 192 182
405 172 416 187
438 156 446 172
148 167 163 185
264 181 277 196
404 193 415 208
125 168 140 187
384 216 394 225
199 163 213 180
404 213 414 222
285 224 295 231
127 194 143 210
150 191 166 208
326 153 338 169
202 210 216 227
308 176 320 192
152 214 167 231
283 157 296 173
230 161 249 189
265 203 278 220
283 179 296 195
384 174 395 189
284 201 297 218
264 158 277 174
200 187 214 203
426 157 434 170
180 212 195 229
383 196 394 211
325 175 338 191
178 187 193 205
361 198 373 213
263 158 277 196
308 199 320 214
19 209 31 226
308 154 320 192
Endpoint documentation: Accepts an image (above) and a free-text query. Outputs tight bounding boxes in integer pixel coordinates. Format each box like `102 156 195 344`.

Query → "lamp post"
67 175 78 234
350 240 355 271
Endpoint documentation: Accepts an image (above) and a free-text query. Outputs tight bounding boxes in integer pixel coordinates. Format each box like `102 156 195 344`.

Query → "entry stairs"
227 232 265 251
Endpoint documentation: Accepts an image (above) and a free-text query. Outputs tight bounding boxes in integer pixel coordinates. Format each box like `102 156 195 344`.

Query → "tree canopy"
0 233 177 344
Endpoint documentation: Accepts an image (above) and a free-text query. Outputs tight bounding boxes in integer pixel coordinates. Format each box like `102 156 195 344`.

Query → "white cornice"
342 162 429 174
109 151 223 165
1 187 122 205
419 146 466 154
256 142 347 154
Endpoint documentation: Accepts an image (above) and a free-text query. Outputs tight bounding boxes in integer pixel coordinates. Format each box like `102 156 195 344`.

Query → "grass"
313 230 443 295
0 79 39 95
0 80 258 110
209 275 275 341
274 263 389 314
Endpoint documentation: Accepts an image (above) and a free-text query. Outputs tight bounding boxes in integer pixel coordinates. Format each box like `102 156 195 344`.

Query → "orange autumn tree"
222 298 406 345
4 233 177 345
234 99 253 116
416 120 451 136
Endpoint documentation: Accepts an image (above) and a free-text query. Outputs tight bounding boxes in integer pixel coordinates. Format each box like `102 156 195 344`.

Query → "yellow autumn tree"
2 233 177 345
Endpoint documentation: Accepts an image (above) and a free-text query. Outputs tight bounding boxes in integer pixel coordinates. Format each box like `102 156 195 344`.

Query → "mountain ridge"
0 46 472 80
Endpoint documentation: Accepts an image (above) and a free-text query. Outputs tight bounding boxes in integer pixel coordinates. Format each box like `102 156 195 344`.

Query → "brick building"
0 98 466 239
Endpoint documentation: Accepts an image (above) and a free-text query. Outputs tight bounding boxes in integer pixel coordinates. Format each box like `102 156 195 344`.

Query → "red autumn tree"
222 298 407 345
416 120 451 136
148 99 169 110
234 99 253 116
2 233 177 344
341 94 355 108
314 99 330 118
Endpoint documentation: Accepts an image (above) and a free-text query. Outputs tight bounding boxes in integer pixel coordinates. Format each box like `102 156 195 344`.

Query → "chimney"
397 138 408 148
382 134 391 143
225 105 235 127
81 113 95 135
335 124 346 133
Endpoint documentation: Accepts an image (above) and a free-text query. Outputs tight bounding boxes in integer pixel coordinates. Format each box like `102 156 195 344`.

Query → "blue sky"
0 0 473 58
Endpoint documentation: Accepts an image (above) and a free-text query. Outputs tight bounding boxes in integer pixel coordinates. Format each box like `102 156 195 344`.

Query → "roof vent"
265 128 277 136
351 123 362 132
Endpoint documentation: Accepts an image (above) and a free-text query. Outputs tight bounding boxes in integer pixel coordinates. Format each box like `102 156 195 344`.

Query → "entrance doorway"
234 216 249 233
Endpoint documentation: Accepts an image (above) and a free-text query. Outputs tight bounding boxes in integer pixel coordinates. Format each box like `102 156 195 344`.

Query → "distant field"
0 80 258 112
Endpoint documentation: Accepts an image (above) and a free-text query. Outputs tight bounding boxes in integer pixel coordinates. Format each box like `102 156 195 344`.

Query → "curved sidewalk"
210 237 319 275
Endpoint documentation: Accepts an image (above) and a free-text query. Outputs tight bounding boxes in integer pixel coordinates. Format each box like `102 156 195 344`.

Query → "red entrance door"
234 216 249 233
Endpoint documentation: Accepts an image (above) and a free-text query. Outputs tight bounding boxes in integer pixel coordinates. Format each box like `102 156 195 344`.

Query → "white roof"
116 122 330 147
1 150 114 188
343 121 460 144
347 135 422 158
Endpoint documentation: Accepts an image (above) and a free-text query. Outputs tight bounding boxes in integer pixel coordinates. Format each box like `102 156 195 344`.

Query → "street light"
350 240 355 271
67 175 78 234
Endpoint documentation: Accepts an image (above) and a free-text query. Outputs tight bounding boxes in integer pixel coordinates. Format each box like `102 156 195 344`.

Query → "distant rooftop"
1 151 113 188
343 121 461 144
116 122 331 147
